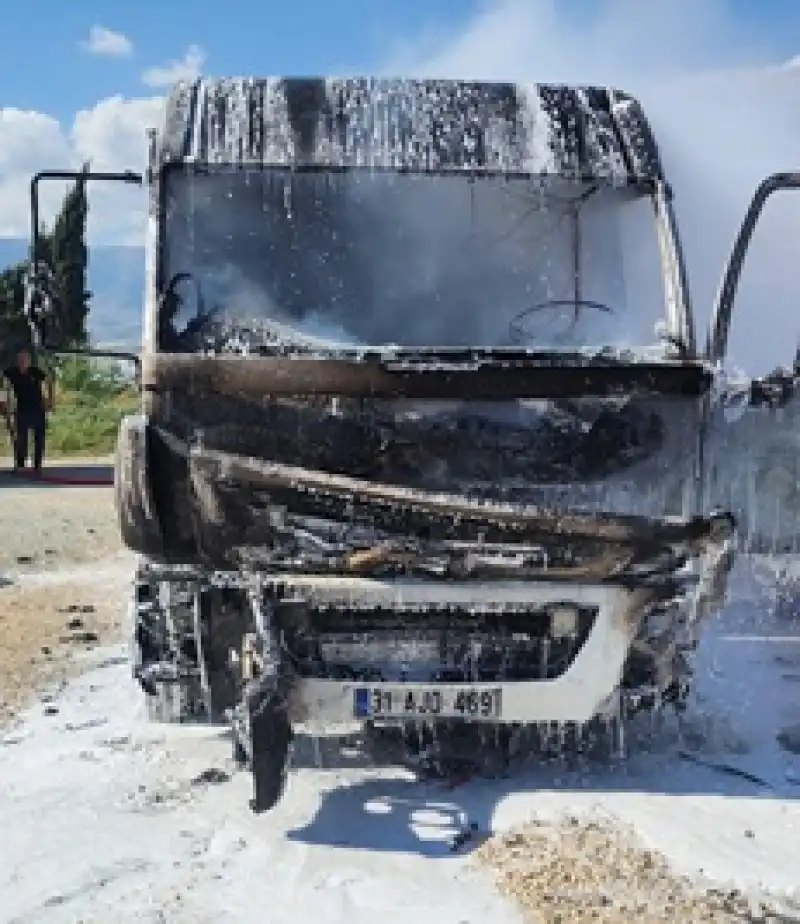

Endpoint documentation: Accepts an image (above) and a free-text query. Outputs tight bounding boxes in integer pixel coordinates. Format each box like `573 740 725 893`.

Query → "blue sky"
2 0 483 120
3 0 800 122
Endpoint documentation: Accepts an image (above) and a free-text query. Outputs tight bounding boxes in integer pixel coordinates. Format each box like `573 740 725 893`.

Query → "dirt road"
1 467 800 923
0 458 120 573
0 458 133 726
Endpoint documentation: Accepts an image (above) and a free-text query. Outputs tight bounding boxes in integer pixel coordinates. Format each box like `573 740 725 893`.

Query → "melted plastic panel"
168 387 700 519
160 169 664 352
159 78 664 183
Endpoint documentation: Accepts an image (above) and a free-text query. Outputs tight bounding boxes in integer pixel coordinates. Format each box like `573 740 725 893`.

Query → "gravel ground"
476 817 796 923
0 457 134 727
0 457 121 574
0 563 133 727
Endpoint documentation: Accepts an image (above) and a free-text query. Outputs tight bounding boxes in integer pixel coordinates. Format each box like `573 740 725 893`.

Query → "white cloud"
0 44 210 246
141 44 205 88
0 109 73 238
72 96 165 243
385 0 774 84
80 25 133 58
0 96 163 244
0 42 205 244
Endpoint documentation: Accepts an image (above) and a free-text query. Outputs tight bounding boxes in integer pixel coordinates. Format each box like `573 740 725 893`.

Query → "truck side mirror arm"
707 172 800 366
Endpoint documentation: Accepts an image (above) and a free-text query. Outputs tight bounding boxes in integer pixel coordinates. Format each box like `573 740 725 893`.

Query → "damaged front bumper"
250 527 732 731
195 451 736 729
281 579 654 726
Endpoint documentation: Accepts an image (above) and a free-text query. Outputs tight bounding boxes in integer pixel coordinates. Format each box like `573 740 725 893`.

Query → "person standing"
3 348 52 473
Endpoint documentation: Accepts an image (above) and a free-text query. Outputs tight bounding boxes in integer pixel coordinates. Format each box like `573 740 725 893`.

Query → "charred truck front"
112 76 748 812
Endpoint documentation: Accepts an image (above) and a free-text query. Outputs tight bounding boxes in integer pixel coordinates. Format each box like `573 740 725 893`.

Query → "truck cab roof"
158 76 665 187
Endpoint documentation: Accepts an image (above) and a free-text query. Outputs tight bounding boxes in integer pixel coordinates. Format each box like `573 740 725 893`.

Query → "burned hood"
146 346 709 521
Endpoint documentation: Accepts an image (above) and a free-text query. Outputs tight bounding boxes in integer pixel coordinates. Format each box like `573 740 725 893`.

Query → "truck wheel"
114 416 163 557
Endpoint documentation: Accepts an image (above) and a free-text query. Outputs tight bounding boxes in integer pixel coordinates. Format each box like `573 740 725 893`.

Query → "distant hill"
0 238 145 348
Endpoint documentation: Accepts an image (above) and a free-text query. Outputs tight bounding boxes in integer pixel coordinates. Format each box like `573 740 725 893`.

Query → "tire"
114 415 164 557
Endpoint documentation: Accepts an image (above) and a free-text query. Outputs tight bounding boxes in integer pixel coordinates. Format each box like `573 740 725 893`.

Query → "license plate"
354 686 502 720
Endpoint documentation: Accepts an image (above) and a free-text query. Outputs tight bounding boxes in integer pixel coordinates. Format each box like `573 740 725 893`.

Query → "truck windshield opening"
160 167 667 354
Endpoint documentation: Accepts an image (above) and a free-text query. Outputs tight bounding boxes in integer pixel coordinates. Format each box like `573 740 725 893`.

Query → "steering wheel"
159 271 218 349
162 271 215 331
509 299 613 346
162 272 198 313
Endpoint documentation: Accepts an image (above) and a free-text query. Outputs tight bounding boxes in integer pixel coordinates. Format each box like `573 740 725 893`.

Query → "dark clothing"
14 407 45 470
3 365 47 469
3 366 46 414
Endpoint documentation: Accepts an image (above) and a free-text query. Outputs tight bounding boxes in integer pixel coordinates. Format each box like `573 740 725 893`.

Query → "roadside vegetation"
0 357 138 457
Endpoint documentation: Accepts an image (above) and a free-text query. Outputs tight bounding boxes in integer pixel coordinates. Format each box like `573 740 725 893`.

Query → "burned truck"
26 77 796 812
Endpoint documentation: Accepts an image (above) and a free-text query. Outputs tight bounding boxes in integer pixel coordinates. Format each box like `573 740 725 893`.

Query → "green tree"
49 164 90 347
0 262 31 366
0 166 90 361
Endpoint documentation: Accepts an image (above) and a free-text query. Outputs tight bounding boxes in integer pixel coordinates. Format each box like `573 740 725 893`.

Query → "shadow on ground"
277 711 800 857
0 463 113 488
280 559 800 857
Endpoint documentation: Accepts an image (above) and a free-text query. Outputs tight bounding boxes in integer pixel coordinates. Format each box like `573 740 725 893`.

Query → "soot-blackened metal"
159 77 663 183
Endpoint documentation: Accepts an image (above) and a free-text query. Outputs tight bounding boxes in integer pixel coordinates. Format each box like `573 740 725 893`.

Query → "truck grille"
281 601 597 683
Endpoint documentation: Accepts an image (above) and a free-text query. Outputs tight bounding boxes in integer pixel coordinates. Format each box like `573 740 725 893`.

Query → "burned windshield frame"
154 162 688 356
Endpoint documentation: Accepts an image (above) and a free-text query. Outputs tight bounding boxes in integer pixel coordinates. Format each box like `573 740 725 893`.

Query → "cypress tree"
49 163 91 347
0 262 30 366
